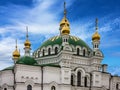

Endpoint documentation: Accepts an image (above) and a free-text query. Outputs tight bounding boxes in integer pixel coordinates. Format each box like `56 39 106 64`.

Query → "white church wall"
15 64 41 84
0 70 14 86
110 76 120 90
61 67 71 84
43 66 61 84
92 71 102 87
101 73 110 89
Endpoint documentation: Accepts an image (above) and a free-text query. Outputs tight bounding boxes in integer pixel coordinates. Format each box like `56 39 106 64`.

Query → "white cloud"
108 66 120 76
0 0 75 70
0 37 24 70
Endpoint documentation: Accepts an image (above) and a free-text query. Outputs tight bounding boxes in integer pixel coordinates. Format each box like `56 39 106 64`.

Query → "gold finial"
64 1 66 18
95 18 98 30
92 18 100 41
13 39 20 60
24 26 31 48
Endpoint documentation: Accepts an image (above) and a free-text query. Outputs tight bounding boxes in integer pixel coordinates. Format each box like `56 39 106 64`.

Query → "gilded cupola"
61 23 70 35
92 18 101 41
12 40 20 60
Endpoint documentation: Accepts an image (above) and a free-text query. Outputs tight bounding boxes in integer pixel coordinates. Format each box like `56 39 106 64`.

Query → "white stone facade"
0 44 120 90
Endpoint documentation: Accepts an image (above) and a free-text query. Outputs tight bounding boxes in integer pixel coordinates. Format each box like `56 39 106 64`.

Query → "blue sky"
0 0 120 75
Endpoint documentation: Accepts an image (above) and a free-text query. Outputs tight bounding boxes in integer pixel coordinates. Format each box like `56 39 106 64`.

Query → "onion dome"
61 23 70 35
24 39 31 48
12 40 20 59
60 17 70 27
92 31 100 41
92 18 101 41
13 49 20 59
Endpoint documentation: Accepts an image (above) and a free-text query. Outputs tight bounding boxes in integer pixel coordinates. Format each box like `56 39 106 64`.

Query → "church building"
0 2 120 90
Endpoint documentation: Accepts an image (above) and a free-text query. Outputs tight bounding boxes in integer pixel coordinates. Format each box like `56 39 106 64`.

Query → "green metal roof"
16 56 38 65
40 36 62 49
39 35 91 50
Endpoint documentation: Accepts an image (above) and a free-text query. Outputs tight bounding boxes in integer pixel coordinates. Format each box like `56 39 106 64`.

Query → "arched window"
83 49 85 56
43 49 45 56
71 75 74 86
55 47 58 54
116 83 119 89
95 44 96 48
84 76 87 87
97 45 98 48
66 39 68 42
64 39 66 42
4 88 7 90
77 48 80 55
27 85 32 90
77 71 81 86
51 86 56 90
48 48 51 55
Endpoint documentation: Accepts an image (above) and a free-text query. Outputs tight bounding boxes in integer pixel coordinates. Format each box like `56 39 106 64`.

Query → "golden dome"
60 17 70 27
92 31 100 41
12 40 20 59
24 39 31 48
61 23 70 35
13 49 20 59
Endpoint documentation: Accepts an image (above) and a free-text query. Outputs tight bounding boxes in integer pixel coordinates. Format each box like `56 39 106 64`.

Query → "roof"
16 56 38 65
38 35 91 50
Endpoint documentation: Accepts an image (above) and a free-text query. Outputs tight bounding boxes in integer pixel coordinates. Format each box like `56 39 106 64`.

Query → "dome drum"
34 35 92 58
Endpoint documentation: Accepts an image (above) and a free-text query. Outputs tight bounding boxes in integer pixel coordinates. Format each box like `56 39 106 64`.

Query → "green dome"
16 56 37 65
39 35 91 50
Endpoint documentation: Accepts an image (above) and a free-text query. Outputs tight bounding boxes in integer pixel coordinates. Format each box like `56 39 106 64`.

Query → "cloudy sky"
0 0 120 75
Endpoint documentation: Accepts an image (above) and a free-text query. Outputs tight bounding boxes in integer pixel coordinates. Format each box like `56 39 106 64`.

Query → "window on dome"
4 88 7 90
97 45 98 48
64 39 67 42
83 49 85 56
77 48 80 55
64 39 65 42
84 76 88 87
48 48 51 55
43 49 45 56
55 47 58 54
77 71 81 86
51 86 56 90
27 85 32 90
66 39 68 42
